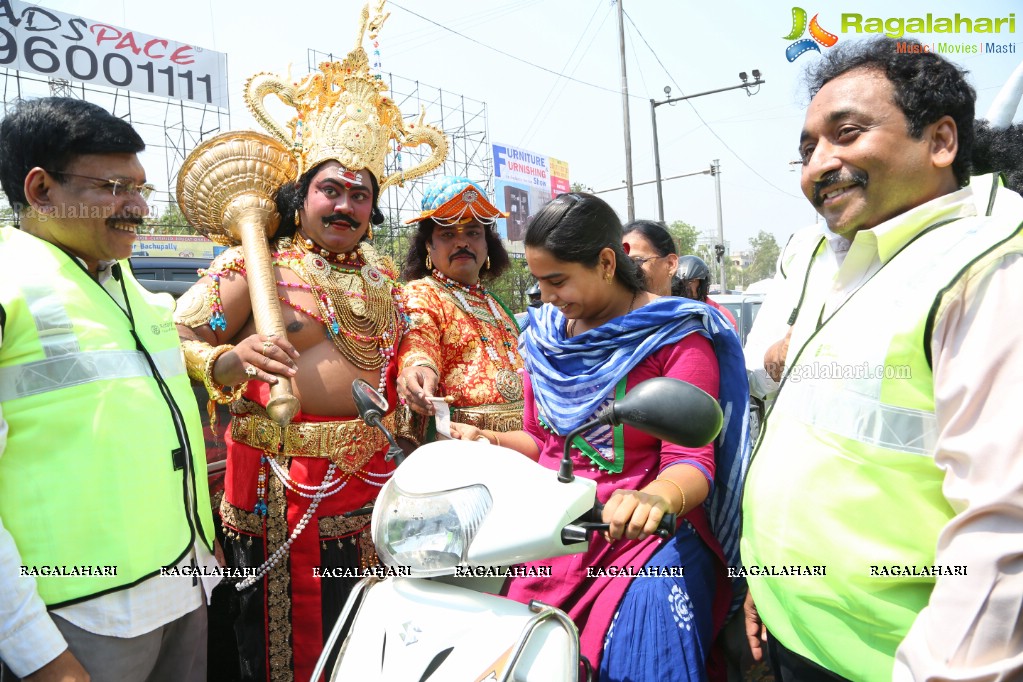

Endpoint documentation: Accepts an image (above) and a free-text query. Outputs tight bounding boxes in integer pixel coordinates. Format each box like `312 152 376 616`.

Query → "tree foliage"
746 230 780 284
145 201 197 235
668 220 700 257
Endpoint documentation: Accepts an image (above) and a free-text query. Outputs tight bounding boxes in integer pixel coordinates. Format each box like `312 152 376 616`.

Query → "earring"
426 253 433 270
368 224 373 240
485 257 491 270
294 209 300 226
605 272 612 282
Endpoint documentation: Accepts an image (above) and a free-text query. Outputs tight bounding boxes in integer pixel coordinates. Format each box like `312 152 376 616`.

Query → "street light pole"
617 0 635 221
712 159 727 291
651 98 663 220
650 72 764 222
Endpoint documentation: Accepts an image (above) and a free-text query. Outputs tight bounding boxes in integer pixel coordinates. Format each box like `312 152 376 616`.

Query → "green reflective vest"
741 177 1023 680
0 227 214 607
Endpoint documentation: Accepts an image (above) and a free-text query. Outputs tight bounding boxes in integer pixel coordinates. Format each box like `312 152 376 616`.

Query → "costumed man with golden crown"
395 176 525 445
173 4 447 680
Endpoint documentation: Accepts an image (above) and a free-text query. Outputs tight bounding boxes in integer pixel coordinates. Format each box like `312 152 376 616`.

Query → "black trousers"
768 635 852 682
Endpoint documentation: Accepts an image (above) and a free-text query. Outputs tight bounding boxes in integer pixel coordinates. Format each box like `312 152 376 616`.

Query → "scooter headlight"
373 483 493 576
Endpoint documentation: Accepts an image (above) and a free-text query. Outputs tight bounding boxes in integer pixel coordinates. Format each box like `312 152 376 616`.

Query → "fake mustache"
322 213 361 230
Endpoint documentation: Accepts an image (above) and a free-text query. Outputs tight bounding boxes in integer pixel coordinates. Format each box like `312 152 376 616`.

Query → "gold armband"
182 340 247 405
181 339 213 383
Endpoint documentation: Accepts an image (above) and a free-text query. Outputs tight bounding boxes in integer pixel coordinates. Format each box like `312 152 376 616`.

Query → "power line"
623 10 802 200
389 2 648 101
519 1 610 147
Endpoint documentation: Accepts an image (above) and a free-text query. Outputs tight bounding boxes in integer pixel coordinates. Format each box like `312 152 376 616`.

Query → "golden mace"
177 131 300 426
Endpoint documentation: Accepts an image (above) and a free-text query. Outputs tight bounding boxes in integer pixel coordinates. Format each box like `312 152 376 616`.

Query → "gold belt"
230 399 395 474
451 400 524 432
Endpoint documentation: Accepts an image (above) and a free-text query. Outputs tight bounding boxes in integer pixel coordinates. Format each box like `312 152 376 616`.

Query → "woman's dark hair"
400 219 510 282
803 37 975 187
0 97 145 212
273 161 384 241
622 219 677 257
525 193 643 294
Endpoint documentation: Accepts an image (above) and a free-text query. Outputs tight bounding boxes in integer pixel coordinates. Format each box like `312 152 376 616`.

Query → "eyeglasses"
48 170 155 200
630 255 667 266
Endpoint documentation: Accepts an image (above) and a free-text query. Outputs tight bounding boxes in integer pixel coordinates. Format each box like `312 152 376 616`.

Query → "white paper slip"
429 397 452 437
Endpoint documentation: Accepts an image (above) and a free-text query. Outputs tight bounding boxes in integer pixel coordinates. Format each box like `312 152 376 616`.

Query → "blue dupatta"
520 297 752 589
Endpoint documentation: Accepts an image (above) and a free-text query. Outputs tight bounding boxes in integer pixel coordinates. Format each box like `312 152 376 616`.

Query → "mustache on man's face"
450 248 476 262
106 215 145 227
811 169 868 206
322 213 360 230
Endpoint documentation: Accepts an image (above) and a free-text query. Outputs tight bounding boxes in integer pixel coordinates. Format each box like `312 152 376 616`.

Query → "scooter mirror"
352 378 389 425
558 376 723 483
610 377 722 447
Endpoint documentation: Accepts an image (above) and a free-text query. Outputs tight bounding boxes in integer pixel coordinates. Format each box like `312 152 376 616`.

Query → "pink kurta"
504 334 730 669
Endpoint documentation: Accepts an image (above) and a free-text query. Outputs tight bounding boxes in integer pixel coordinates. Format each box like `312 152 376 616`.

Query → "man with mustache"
0 98 217 681
395 176 524 444
172 32 446 678
740 39 1023 680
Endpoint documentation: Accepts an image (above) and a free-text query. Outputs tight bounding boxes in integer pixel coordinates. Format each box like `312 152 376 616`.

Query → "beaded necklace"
429 270 523 401
273 237 404 393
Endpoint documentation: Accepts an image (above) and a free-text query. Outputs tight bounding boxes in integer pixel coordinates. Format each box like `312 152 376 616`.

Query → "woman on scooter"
450 192 750 681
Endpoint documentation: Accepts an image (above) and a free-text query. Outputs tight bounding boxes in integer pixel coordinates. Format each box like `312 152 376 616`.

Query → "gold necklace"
278 237 401 370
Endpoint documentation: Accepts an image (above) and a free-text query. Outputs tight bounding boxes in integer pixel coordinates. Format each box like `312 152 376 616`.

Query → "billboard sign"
0 0 229 108
131 234 221 259
492 143 569 241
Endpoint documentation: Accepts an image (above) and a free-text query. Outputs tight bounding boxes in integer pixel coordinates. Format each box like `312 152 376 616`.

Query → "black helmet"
527 281 543 308
675 255 710 301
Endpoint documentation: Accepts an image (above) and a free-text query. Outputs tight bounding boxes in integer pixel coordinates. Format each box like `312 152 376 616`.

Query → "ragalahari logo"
784 7 839 61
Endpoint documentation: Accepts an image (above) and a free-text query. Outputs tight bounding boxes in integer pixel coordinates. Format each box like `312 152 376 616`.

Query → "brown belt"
230 399 395 474
451 400 524 432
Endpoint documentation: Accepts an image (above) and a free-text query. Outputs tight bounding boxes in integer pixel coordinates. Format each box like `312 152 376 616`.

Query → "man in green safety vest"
741 38 1023 680
0 98 216 681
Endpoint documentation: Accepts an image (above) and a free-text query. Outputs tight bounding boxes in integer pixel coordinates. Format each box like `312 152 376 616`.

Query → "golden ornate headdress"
243 0 448 189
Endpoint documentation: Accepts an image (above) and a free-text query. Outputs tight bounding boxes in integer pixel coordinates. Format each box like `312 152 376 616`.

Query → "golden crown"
243 0 448 191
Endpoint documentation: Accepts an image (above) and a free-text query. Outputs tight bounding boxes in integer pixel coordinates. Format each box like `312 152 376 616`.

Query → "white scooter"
311 377 723 682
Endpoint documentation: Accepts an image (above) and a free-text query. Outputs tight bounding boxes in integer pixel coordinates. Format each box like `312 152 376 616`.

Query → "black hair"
400 218 510 282
524 193 643 294
273 161 384 241
804 37 975 187
972 121 1023 194
622 219 677 257
675 254 711 301
0 97 145 212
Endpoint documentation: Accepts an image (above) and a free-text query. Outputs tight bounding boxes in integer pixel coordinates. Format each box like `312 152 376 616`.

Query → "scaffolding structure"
0 69 228 222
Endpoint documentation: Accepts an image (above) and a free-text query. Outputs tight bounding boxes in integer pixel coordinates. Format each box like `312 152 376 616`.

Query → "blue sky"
23 0 1023 252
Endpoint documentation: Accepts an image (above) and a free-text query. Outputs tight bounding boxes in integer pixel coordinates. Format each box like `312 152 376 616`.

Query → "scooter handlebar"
561 503 678 543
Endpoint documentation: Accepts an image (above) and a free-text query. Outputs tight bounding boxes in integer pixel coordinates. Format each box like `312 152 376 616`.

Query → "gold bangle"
203 344 248 404
654 478 686 516
488 430 502 447
412 361 440 378
400 354 439 376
